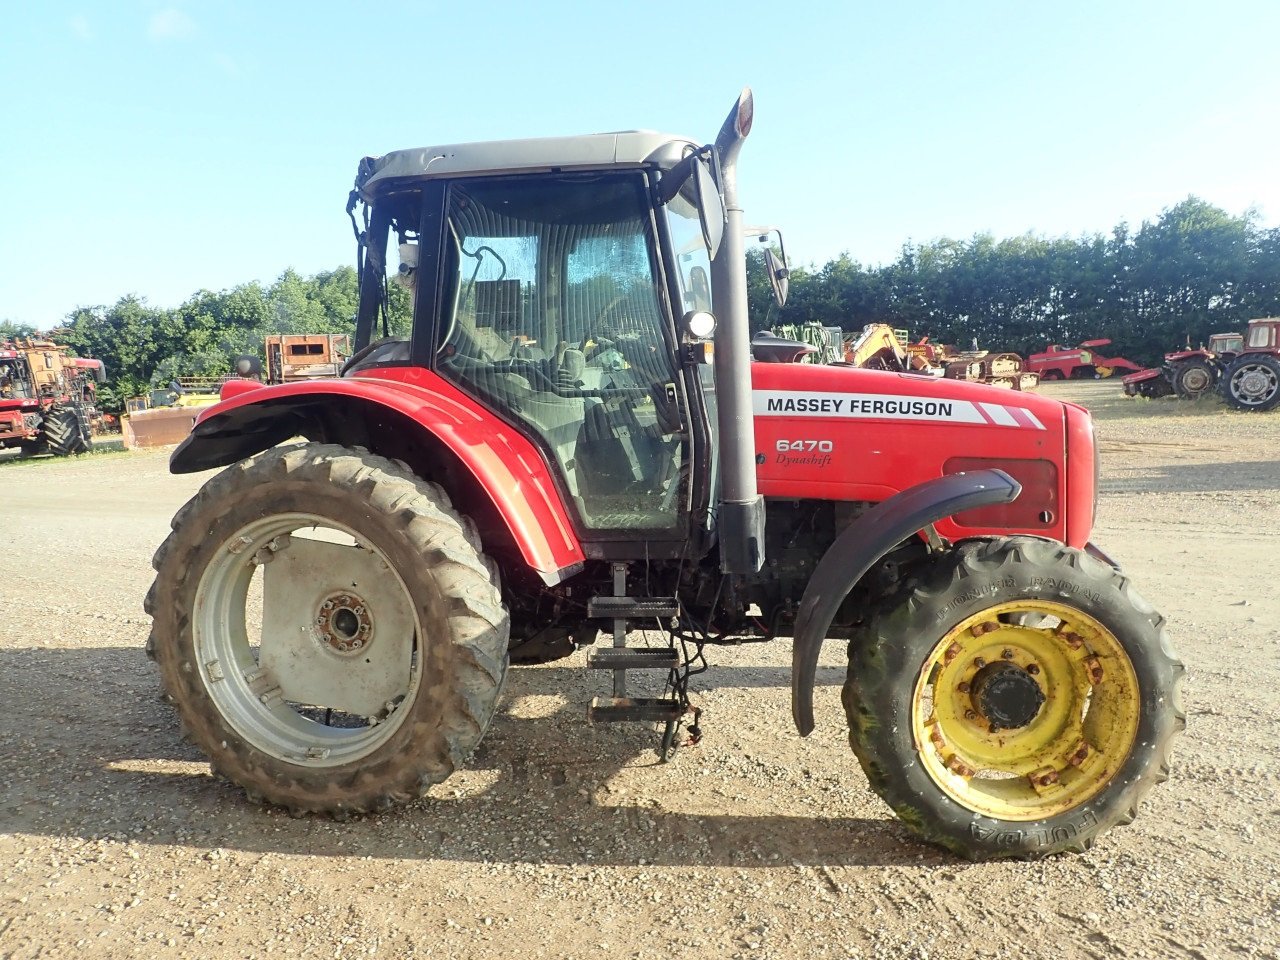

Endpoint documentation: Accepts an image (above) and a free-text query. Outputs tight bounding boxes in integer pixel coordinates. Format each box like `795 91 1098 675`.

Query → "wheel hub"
316 592 373 654
971 662 1045 730
1236 365 1276 401
1181 367 1210 392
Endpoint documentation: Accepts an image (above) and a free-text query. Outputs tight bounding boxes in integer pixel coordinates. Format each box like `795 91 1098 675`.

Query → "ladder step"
586 596 679 620
588 697 685 724
587 647 679 671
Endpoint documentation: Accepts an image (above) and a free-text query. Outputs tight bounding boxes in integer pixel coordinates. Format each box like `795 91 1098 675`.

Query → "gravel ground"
1 381 1277 960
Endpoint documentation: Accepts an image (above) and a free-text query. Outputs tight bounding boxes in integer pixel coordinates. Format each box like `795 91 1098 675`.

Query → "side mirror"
693 153 724 259
657 147 725 259
765 249 789 308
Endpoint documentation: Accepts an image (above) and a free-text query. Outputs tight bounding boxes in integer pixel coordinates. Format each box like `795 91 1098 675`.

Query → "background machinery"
1027 339 1141 381
1123 332 1243 399
1220 318 1280 411
0 337 104 456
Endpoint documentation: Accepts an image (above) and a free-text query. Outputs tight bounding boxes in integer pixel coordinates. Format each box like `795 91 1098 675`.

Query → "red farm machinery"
1026 340 1142 381
1219 318 1280 411
146 91 1184 860
1123 332 1243 399
0 337 104 456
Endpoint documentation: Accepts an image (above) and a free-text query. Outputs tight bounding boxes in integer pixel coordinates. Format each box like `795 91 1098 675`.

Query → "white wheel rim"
193 512 423 767
1231 363 1278 405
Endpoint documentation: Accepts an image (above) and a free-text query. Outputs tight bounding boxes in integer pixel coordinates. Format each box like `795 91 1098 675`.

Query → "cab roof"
356 130 696 200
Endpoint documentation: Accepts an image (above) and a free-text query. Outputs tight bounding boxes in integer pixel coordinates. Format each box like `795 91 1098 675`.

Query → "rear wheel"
1223 355 1280 411
1172 358 1214 399
844 537 1184 859
43 405 90 456
146 443 509 817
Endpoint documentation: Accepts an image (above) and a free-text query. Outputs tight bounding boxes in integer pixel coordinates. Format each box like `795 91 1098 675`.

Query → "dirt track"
1 381 1277 959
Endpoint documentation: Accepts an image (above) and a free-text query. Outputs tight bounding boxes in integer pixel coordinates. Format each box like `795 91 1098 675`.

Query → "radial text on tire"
843 536 1185 860
145 443 510 818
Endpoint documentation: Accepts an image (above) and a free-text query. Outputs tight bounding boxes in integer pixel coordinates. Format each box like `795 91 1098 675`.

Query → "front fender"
790 469 1021 736
170 373 585 585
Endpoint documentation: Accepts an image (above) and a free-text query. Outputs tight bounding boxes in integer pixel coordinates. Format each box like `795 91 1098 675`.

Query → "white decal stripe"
1020 408 1046 430
979 402 1019 427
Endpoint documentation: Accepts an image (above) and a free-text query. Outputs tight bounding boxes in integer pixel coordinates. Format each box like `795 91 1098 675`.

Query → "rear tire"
146 443 509 817
43 405 90 456
843 537 1184 860
1222 354 1280 411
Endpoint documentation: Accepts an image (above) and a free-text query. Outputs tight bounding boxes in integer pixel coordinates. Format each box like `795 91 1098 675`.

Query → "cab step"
588 696 686 724
586 596 679 621
588 647 679 671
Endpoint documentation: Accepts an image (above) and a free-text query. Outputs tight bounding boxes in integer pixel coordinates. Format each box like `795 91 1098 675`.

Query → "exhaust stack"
710 89 765 574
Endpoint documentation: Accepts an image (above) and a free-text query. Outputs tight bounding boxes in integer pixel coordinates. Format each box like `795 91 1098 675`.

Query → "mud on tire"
843 536 1185 860
146 443 509 818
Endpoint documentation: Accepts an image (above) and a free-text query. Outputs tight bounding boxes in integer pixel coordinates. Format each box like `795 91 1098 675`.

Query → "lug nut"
1001 648 1015 660
973 657 986 669
944 642 962 664
957 681 971 693
1026 664 1041 675
964 709 977 721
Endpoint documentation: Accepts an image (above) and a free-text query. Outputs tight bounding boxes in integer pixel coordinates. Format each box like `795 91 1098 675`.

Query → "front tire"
1171 358 1214 399
43 405 90 456
843 537 1184 860
146 443 509 817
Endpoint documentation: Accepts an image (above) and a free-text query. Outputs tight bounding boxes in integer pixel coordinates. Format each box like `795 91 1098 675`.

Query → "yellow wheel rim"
910 600 1140 821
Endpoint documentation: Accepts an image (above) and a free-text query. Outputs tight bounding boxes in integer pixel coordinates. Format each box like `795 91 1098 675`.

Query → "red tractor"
1122 332 1243 399
146 91 1183 860
1026 340 1142 381
1220 317 1280 411
0 337 105 455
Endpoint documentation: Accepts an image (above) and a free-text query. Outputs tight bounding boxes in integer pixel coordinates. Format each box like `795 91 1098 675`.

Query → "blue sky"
3 1 1278 329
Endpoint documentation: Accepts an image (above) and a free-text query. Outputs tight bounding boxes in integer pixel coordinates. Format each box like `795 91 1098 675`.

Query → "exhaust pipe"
710 88 765 574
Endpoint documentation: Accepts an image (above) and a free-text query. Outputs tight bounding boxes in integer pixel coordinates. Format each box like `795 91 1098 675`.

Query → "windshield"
665 189 714 316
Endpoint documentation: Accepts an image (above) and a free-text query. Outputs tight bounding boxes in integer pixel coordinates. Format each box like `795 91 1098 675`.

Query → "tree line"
4 195 1277 412
750 196 1280 360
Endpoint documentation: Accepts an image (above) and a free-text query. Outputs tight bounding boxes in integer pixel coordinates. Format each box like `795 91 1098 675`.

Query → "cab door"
432 172 693 554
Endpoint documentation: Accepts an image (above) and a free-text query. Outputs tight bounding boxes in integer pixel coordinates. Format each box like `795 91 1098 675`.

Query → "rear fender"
170 376 585 584
790 469 1021 736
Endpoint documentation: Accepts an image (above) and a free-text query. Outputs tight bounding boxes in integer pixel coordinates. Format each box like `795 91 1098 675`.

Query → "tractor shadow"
0 645 950 870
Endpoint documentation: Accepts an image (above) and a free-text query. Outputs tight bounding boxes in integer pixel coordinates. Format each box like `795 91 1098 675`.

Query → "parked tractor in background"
1027 339 1142 381
1122 332 1243 399
1220 318 1280 411
147 90 1183 861
0 337 104 456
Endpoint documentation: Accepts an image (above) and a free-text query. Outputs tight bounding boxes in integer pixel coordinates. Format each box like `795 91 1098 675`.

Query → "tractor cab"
342 114 761 563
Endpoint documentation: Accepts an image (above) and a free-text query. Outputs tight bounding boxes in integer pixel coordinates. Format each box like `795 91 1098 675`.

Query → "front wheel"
43 405 91 456
1172 358 1214 399
146 443 509 817
844 537 1184 859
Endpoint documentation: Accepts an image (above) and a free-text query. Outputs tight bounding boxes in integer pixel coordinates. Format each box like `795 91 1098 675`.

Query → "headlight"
683 310 716 340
